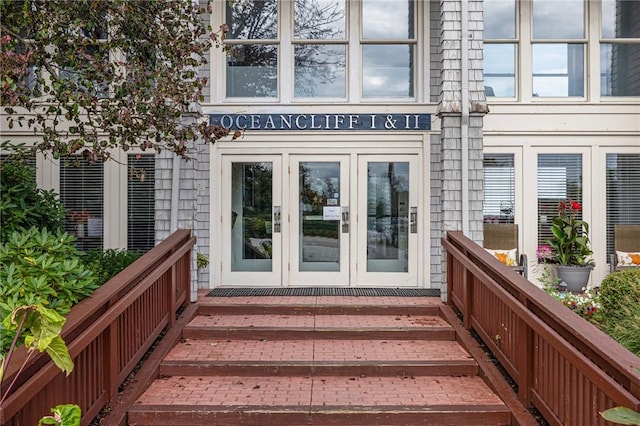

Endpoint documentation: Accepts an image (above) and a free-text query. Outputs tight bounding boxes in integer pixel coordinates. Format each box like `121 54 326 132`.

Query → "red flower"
570 201 582 211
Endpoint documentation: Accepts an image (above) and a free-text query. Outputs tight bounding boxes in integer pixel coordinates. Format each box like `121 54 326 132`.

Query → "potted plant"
547 200 595 293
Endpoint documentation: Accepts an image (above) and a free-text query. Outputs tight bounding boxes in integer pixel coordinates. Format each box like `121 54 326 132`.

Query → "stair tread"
164 339 474 363
134 375 506 408
187 314 451 329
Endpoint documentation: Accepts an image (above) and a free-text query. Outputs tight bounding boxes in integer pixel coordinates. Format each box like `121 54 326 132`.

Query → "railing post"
106 322 119 401
168 263 177 328
446 247 453 305
517 302 533 407
462 249 472 330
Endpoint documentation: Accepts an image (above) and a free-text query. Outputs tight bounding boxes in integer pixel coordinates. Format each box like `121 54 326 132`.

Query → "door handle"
410 206 417 234
341 206 349 233
273 206 281 233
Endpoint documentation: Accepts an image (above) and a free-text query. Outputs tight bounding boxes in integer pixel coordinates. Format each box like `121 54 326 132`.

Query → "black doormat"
206 287 441 297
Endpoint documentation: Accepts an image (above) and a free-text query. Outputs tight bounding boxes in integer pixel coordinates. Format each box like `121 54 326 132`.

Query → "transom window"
222 0 419 102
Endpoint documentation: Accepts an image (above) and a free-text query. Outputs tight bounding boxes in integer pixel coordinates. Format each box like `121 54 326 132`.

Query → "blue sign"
209 113 431 131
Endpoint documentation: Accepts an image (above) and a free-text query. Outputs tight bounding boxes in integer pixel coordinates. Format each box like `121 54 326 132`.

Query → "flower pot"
555 265 592 293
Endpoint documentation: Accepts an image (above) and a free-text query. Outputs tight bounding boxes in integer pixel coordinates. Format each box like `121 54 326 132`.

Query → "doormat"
206 288 441 297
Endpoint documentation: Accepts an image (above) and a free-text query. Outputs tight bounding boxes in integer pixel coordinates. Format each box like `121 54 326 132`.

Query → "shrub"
0 227 98 352
594 268 640 323
593 268 640 356
82 248 144 285
0 146 66 241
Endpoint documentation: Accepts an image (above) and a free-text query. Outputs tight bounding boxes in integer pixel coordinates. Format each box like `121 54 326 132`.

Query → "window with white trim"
223 0 420 102
127 154 156 251
483 0 517 98
484 0 640 100
600 0 640 96
606 153 640 258
537 154 583 262
60 157 104 250
483 154 515 224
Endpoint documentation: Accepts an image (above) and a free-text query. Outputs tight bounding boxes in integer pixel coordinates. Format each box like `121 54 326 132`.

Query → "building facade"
2 0 639 300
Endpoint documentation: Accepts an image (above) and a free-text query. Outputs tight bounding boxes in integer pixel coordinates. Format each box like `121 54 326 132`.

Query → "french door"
219 153 420 287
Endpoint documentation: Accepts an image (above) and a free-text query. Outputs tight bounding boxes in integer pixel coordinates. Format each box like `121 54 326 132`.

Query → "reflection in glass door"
291 156 349 285
366 162 410 272
357 155 419 286
222 156 281 285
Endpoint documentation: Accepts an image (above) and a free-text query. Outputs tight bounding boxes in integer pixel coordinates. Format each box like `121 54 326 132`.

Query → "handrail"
443 231 640 425
0 229 195 426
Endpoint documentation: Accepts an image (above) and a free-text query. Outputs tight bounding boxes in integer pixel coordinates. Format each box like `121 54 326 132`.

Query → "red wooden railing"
0 229 195 426
443 231 640 426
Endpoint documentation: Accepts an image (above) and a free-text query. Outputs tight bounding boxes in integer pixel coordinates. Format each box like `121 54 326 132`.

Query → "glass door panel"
291 156 349 285
222 155 281 285
366 161 410 272
357 155 419 286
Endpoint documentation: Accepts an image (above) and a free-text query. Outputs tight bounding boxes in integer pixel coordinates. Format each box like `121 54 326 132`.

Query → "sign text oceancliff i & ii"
209 113 431 131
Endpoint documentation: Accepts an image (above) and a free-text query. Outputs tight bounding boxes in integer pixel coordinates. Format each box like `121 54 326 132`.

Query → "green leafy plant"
0 305 81 426
39 404 82 426
196 252 209 269
0 227 97 353
547 200 594 267
82 248 143 286
601 406 640 425
0 143 66 241
0 305 74 402
592 268 640 356
1 1 235 161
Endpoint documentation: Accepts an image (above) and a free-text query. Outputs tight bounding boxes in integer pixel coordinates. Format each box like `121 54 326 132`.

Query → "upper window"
532 0 585 98
484 0 639 100
600 0 640 96
223 0 419 102
483 0 517 98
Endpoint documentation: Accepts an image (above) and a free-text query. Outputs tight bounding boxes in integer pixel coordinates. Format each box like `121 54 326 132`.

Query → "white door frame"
212 138 428 288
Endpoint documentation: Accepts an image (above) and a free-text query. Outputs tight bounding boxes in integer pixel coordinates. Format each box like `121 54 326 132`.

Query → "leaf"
45 336 74 376
601 407 640 425
39 404 81 426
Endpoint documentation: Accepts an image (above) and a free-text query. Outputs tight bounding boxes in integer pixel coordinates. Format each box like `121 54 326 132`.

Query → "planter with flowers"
547 200 595 293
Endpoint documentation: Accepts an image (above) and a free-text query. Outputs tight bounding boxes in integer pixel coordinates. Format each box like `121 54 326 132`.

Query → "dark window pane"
226 0 278 39
600 44 640 96
128 154 155 251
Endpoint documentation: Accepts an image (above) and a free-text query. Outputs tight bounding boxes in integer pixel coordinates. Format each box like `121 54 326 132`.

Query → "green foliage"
601 406 640 425
82 248 143 285
547 200 594 267
1 1 235 161
593 269 640 356
0 227 97 353
196 252 209 269
0 305 75 412
0 144 66 241
39 404 82 426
